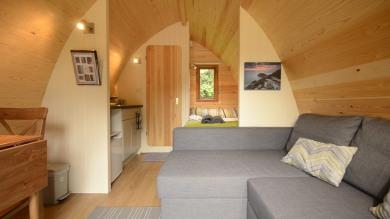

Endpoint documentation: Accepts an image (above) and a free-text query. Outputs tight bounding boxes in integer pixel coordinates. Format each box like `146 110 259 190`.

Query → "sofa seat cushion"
247 177 375 219
158 150 308 199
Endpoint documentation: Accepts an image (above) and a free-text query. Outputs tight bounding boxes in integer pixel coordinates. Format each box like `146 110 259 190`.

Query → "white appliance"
110 131 123 182
110 107 142 182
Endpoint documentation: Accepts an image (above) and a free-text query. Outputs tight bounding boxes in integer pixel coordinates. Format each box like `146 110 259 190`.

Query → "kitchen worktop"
110 104 143 109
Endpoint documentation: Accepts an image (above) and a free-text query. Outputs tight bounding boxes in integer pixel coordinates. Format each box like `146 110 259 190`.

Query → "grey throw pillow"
344 117 390 200
286 114 362 151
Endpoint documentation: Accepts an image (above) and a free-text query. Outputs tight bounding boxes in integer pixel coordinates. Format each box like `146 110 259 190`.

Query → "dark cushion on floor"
158 150 308 199
286 114 362 151
247 177 376 219
345 117 390 200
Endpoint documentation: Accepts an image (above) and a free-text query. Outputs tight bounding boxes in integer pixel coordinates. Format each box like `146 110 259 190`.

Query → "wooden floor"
10 155 163 219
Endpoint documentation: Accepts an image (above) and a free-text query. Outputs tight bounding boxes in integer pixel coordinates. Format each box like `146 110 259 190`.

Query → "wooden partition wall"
190 42 238 109
146 45 182 146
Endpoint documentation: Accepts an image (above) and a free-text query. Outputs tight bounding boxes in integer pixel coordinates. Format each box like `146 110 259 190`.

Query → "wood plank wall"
284 4 390 119
0 0 96 107
243 0 390 119
190 42 238 109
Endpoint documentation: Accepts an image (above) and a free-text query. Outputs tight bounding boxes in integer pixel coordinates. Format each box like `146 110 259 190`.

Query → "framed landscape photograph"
244 62 281 90
71 50 101 85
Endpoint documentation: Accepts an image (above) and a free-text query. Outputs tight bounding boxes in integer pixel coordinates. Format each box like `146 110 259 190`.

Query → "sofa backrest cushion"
286 114 362 151
173 127 292 151
344 117 390 200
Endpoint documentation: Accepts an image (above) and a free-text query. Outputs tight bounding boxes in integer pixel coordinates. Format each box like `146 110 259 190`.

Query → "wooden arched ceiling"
109 0 239 93
2 0 388 119
241 0 390 71
0 0 96 107
242 0 390 118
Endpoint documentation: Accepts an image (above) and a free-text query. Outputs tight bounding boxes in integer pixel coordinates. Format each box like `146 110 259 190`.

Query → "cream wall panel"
42 0 110 193
239 8 299 127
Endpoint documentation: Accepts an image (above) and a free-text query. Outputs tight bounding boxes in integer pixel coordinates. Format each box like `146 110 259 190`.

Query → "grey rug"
143 152 170 162
88 207 160 219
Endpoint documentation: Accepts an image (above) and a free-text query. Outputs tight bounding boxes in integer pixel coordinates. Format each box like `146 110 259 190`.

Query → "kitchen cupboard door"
129 117 140 155
146 45 182 146
122 119 133 160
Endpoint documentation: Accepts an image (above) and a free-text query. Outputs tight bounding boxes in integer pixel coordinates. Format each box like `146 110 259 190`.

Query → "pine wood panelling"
184 0 240 80
190 42 238 108
243 0 390 119
291 60 390 119
241 0 389 61
290 59 390 119
290 58 390 90
110 0 240 93
1 0 388 120
0 0 96 107
297 98 390 119
146 46 182 146
284 6 390 80
294 77 390 100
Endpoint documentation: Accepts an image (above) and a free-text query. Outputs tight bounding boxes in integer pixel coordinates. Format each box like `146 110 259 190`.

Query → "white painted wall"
116 22 190 153
42 0 110 193
239 8 299 127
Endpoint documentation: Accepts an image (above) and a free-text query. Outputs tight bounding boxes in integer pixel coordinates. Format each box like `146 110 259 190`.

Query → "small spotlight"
76 21 86 30
76 19 94 34
133 58 141 64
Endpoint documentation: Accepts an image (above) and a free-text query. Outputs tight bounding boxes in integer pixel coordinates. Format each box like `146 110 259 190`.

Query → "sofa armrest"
173 127 292 151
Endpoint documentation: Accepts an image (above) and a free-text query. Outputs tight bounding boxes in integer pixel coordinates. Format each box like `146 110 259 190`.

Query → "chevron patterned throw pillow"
282 138 358 187
370 189 390 219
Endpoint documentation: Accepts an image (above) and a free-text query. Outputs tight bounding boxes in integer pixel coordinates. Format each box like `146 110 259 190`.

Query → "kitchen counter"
110 104 143 109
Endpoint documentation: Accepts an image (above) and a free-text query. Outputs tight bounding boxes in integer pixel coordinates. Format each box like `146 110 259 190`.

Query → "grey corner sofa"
157 114 390 219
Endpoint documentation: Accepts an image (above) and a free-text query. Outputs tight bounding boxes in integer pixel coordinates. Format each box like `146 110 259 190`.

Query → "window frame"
196 65 219 102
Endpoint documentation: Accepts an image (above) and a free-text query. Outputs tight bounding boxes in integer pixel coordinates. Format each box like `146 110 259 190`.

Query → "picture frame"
71 50 101 85
244 62 281 90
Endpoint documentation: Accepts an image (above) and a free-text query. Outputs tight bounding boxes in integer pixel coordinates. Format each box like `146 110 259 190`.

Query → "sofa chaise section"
158 127 309 219
159 150 309 199
247 177 376 219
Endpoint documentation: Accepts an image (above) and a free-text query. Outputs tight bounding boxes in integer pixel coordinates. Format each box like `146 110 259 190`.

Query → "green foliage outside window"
199 69 215 99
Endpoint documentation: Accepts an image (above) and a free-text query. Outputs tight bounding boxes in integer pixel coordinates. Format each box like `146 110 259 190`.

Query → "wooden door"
146 45 182 146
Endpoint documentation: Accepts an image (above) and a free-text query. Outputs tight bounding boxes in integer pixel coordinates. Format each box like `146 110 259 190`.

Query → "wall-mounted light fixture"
132 57 141 64
76 19 94 34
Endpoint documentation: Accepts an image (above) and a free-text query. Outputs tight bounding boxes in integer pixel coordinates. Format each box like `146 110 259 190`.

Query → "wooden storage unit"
0 136 47 219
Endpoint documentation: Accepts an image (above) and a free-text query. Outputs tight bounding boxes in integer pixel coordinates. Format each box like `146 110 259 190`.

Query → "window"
196 65 218 102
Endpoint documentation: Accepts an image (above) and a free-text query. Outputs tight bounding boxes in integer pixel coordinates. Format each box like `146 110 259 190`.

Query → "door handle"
175 98 179 105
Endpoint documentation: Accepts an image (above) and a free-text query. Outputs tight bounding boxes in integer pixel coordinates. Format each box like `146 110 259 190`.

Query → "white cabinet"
122 118 134 159
110 137 123 182
110 107 142 182
110 107 142 162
